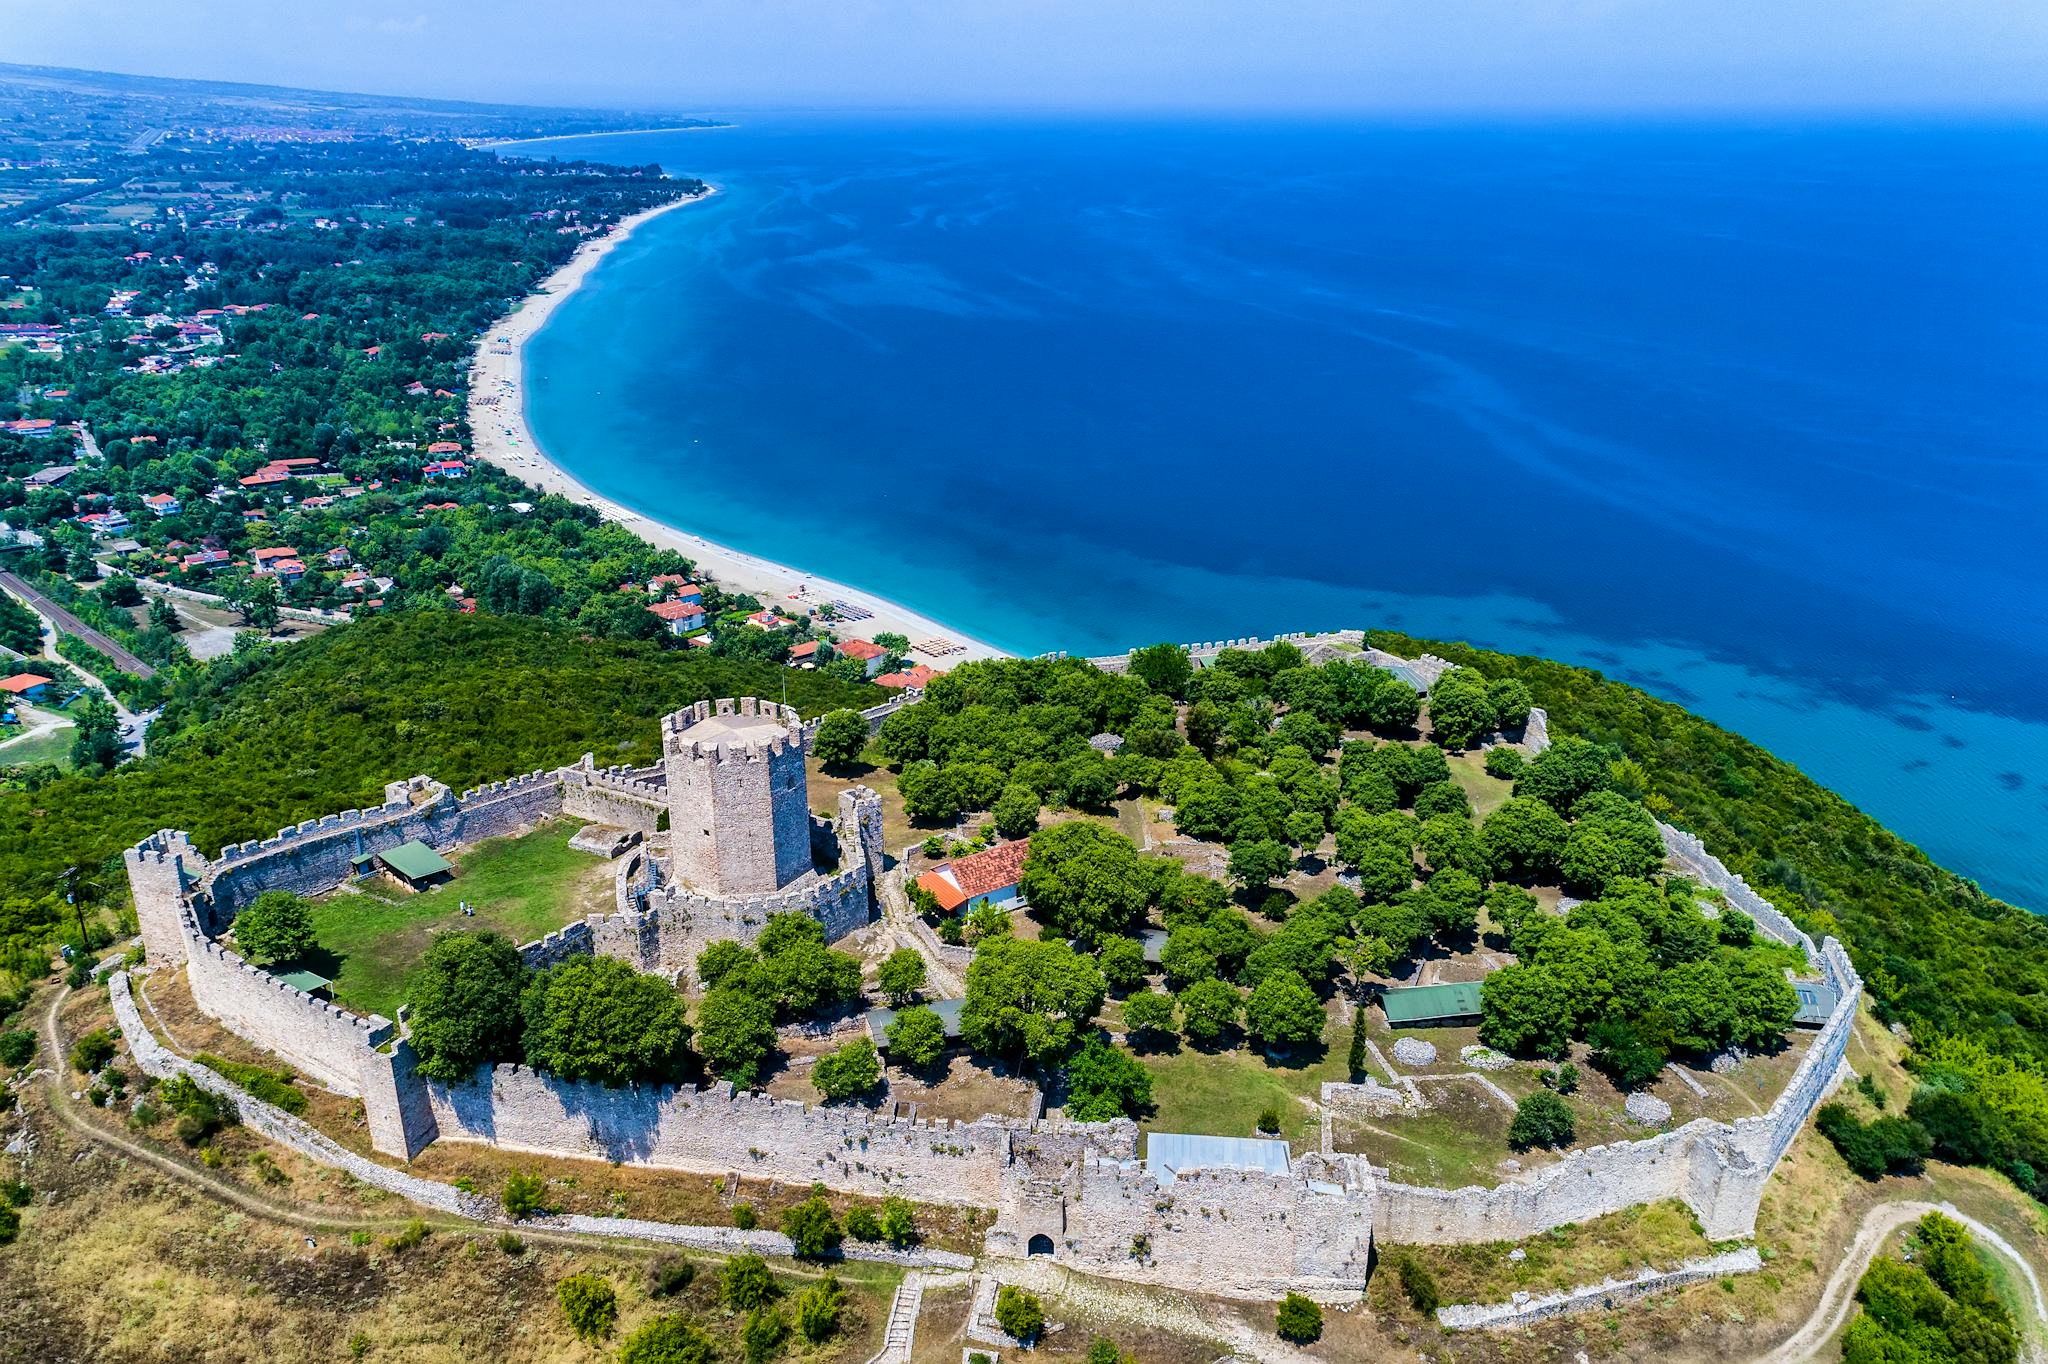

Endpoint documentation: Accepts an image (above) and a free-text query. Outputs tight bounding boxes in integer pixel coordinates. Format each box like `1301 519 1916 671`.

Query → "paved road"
0 569 156 678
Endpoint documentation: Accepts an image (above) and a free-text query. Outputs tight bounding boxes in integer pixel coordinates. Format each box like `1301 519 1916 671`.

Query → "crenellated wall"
562 758 667 831
664 698 814 896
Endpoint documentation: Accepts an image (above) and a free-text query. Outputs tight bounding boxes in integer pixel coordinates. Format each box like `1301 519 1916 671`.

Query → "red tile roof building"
914 839 1031 913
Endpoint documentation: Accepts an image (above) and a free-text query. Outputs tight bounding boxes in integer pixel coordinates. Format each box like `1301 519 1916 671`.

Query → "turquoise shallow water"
506 117 2048 910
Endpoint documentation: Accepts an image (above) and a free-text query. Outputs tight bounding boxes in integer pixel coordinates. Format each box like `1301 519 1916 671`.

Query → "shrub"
845 1206 881 1241
994 1285 1044 1342
1394 1252 1441 1313
813 1037 882 1102
0 1029 35 1068
557 1271 619 1343
159 1073 236 1145
742 1305 789 1364
1484 746 1526 779
795 1273 845 1343
1508 1090 1577 1150
1087 1337 1123 1364
1256 1104 1282 1135
619 1314 721 1364
194 1053 305 1114
497 1232 527 1256
1817 1103 1932 1179
731 1201 758 1231
0 1202 18 1246
722 1252 777 1309
781 1194 844 1259
0 1179 30 1207
880 1195 917 1249
68 1028 116 1074
1275 1292 1323 1343
646 1253 695 1297
384 1217 428 1252
1554 1061 1580 1094
502 1171 547 1219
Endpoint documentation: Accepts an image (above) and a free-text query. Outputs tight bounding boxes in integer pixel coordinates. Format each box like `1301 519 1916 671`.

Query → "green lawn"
0 722 75 769
1446 749 1514 820
1135 1000 1351 1150
305 818 612 1019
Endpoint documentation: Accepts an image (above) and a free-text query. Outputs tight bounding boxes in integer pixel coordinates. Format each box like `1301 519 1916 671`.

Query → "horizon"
3 0 2043 117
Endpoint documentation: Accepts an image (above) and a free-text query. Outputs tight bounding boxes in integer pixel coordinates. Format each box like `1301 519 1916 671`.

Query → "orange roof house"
914 840 1031 914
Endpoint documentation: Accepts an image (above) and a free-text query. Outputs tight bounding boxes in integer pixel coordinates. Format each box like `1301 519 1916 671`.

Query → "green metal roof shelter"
1380 981 1484 1027
374 839 455 890
866 997 964 1050
276 969 333 998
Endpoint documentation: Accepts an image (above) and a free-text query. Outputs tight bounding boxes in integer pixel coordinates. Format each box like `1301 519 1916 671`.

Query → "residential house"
181 549 231 573
23 465 75 487
744 609 785 630
647 574 701 602
422 459 468 480
648 598 707 636
0 418 56 438
914 840 1031 915
836 638 888 676
0 673 55 703
789 640 819 667
142 492 182 516
76 510 132 536
875 665 941 690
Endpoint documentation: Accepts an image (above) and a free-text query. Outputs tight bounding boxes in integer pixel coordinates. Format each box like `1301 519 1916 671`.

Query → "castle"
120 674 1862 1301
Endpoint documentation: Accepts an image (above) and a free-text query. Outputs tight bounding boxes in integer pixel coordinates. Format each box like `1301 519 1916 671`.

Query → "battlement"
191 929 395 1043
662 697 804 764
454 768 558 804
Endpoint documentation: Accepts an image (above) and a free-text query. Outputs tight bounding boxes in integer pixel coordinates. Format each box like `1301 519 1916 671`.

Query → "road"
0 573 153 756
0 569 156 678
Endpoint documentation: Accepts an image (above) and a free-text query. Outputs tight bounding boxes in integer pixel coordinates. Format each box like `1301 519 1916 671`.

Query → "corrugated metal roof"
1792 982 1839 1026
866 997 965 1045
1381 982 1484 1025
1144 1132 1292 1183
377 839 454 880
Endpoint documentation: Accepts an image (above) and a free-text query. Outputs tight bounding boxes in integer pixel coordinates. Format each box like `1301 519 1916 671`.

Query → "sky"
2 0 2044 115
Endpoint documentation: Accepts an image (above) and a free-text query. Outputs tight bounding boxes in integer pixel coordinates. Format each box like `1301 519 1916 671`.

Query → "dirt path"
1754 1198 2047 1363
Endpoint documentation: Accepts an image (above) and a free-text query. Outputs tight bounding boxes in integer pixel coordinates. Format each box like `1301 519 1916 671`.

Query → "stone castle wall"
562 760 667 832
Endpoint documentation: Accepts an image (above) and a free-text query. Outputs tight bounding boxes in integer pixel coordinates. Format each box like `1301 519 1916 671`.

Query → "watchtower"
662 697 813 896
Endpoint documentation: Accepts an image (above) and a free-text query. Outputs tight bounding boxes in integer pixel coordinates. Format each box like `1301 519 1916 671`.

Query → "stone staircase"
866 1271 927 1364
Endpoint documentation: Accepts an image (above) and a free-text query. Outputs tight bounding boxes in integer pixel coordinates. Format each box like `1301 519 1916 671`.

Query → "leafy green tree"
1120 990 1176 1044
1063 1032 1153 1121
1419 867 1485 939
880 1195 917 1248
1514 736 1611 813
230 890 315 967
811 709 868 770
1098 937 1148 994
696 985 777 1086
619 1315 720 1364
1508 1090 1577 1149
758 938 864 1019
1245 969 1324 1049
101 573 143 607
1176 978 1242 1044
1128 643 1193 699
960 937 1105 1066
406 931 526 1083
520 954 693 1087
795 1274 846 1344
1274 1293 1323 1343
993 783 1041 839
1723 954 1799 1049
721 1253 778 1310
68 693 122 772
1657 959 1737 1054
1588 1017 1668 1088
1227 838 1291 893
877 947 927 1006
899 761 961 822
812 1037 881 1102
1413 781 1470 821
69 1028 116 1073
781 1194 844 1258
556 1272 618 1342
1480 796 1569 881
0 1030 35 1069
1487 678 1534 731
1019 822 1152 945
1426 667 1497 749
995 1286 1044 1343
698 940 758 990
1478 963 1574 1058
1484 746 1526 780
845 1206 881 1241
884 1005 949 1069
147 595 180 633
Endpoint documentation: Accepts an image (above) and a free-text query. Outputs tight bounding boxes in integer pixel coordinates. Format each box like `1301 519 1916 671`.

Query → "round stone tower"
662 697 813 897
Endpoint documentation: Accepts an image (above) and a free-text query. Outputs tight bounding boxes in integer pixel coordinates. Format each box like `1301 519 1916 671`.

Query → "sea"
504 116 2048 911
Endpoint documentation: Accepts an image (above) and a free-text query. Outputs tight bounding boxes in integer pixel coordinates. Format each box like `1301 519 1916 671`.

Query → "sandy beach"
465 188 1010 665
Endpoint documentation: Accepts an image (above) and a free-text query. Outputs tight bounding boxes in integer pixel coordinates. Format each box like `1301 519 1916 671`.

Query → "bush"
1554 1061 1580 1094
781 1194 844 1259
844 1205 881 1241
159 1072 236 1145
1817 1103 1933 1179
1484 746 1526 779
1256 1104 1282 1135
743 1305 789 1364
619 1314 721 1364
502 1171 547 1219
556 1271 618 1342
880 1195 917 1249
732 1201 758 1231
384 1217 428 1252
0 1202 17 1247
194 1053 305 1114
1508 1090 1577 1150
722 1252 777 1310
0 1029 35 1068
646 1253 695 1297
813 1037 882 1102
1394 1252 1441 1313
497 1232 527 1256
994 1285 1044 1343
68 1028 116 1074
1275 1292 1323 1343
795 1273 846 1343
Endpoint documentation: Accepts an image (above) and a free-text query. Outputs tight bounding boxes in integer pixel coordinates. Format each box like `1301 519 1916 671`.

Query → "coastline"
464 187 1011 664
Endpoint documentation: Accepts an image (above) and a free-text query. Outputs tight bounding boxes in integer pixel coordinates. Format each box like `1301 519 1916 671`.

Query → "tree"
1347 1003 1368 1079
1121 990 1176 1044
1484 745 1526 780
1657 959 1737 1054
68 693 122 772
1227 838 1291 893
885 1005 949 1069
781 1194 844 1258
795 1274 846 1343
1480 797 1569 881
697 984 778 1086
994 1285 1044 1343
989 783 1041 839
811 709 868 769
722 1253 778 1310
1514 736 1611 813
234 574 283 631
101 573 143 607
899 761 962 823
960 937 1106 1066
743 1306 789 1364
1588 1017 1668 1088
1723 954 1799 1049
1245 969 1324 1049
877 948 927 1006
406 931 526 1083
698 939 759 990
812 1037 881 1102
1487 678 1534 731
1064 1032 1153 1121
557 1272 618 1343
619 1315 720 1364
1508 1090 1577 1149
148 595 180 633
1128 643 1193 699
1426 667 1497 749
1275 1293 1323 1343
520 954 693 1087
1177 978 1241 1044
1478 964 1574 1058
758 938 864 1019
1018 822 1151 945
230 890 315 967
69 1028 116 1073
1098 937 1148 994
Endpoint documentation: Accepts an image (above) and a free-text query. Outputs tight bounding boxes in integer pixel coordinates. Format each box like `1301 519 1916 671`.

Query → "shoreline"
464 186 1011 665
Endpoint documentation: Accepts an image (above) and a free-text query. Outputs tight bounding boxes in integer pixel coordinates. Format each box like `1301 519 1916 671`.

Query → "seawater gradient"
507 117 2048 910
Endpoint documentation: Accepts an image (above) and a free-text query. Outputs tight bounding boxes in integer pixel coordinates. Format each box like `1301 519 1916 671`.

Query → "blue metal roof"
1143 1132 1292 1183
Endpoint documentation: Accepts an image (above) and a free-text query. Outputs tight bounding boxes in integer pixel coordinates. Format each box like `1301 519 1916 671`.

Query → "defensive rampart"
561 758 667 831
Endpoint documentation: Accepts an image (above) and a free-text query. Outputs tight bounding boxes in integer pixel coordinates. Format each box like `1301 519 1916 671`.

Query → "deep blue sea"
505 117 2048 910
